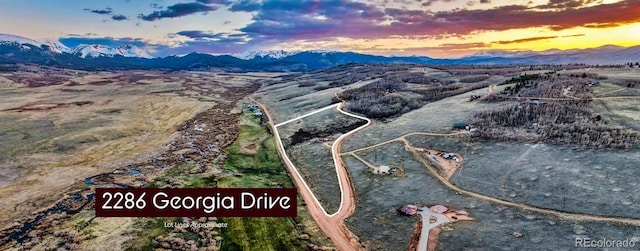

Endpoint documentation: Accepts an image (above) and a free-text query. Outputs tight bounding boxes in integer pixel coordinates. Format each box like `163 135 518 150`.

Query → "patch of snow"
0 33 43 47
71 44 152 58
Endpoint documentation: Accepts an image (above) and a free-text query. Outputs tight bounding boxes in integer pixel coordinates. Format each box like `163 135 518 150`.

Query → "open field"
284 141 341 214
342 140 640 251
406 135 640 218
0 71 217 225
588 69 640 131
592 82 640 97
589 67 640 80
594 98 640 131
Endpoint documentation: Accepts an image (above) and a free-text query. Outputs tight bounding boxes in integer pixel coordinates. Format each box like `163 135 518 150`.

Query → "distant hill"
1 33 638 71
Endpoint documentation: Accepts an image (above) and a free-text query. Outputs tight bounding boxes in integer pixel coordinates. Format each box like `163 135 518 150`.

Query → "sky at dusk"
1 0 639 58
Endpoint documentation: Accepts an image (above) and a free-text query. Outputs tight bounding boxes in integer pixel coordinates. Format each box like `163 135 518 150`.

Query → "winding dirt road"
250 96 369 251
342 131 466 156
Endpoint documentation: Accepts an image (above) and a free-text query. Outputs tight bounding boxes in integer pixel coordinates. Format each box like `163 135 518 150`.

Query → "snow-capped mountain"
39 38 71 54
233 50 302 60
0 34 152 58
0 34 71 54
71 44 152 58
0 34 43 46
114 44 152 58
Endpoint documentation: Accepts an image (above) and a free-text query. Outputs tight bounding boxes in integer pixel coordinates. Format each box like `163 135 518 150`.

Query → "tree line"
472 74 640 149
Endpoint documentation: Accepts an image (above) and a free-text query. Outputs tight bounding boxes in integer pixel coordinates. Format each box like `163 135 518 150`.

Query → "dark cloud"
562 33 585 37
138 2 217 21
84 7 112 15
422 0 455 7
237 0 386 40
389 0 640 35
176 30 216 39
493 36 558 44
582 23 620 29
83 6 130 22
480 0 491 3
112 15 128 21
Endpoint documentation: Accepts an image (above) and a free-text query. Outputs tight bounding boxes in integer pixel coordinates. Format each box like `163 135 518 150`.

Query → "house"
430 205 448 213
247 105 259 112
253 111 263 117
453 122 468 130
398 205 418 216
378 165 391 175
530 99 546 105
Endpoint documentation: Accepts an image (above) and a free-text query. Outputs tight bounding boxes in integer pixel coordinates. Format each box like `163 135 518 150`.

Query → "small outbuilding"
453 122 468 130
378 165 391 175
398 204 418 216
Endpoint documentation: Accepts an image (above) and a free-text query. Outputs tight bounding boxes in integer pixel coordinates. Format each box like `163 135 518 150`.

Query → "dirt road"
417 207 449 251
251 96 368 251
342 131 466 155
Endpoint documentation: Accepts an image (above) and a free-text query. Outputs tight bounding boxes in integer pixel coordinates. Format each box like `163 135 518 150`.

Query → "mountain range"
1 33 639 72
